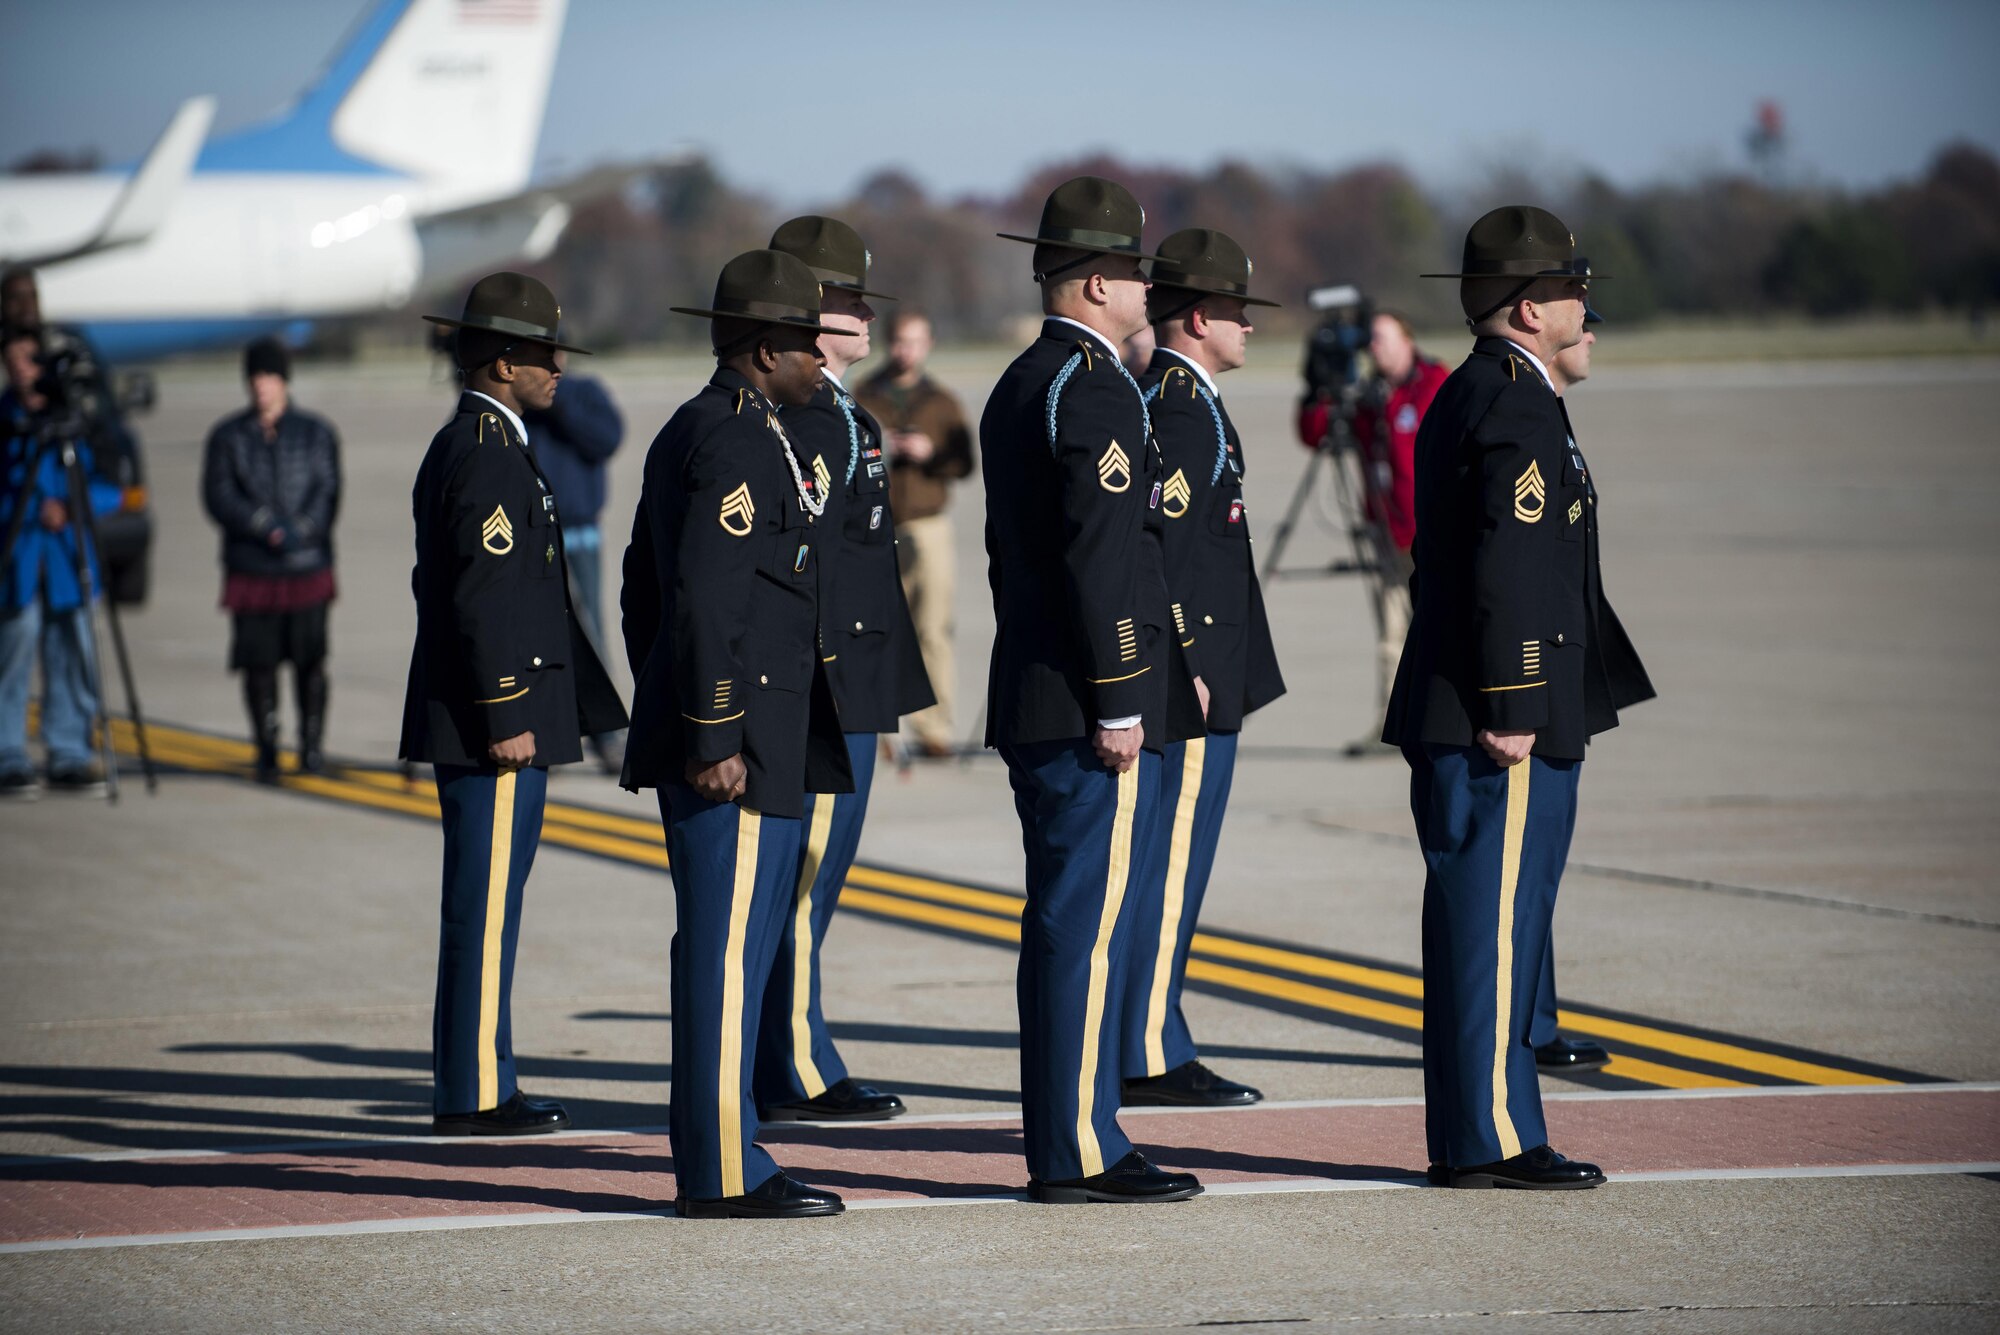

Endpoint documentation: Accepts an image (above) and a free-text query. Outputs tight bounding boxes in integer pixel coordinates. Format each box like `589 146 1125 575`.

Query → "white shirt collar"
1155 345 1220 398
466 391 529 446
1046 315 1124 364
821 366 848 395
1501 340 1554 393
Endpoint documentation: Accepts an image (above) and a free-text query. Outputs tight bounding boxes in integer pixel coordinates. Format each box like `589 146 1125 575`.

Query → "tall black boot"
296 661 328 775
244 669 281 784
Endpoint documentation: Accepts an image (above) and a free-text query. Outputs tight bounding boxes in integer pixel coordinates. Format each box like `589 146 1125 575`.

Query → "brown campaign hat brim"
420 313 591 355
1420 265 1613 279
996 230 1146 260
1147 272 1282 308
817 277 898 302
668 305 858 336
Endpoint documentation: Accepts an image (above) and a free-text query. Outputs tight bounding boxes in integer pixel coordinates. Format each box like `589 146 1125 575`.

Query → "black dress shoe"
1450 1145 1605 1190
762 1077 907 1123
677 1171 844 1219
432 1090 571 1137
1121 1060 1262 1108
1031 1151 1203 1204
1535 1035 1611 1071
1426 1163 1450 1186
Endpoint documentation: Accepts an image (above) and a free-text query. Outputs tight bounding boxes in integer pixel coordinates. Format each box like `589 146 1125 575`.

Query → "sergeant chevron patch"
480 505 513 555
812 454 832 497
1162 468 1192 518
719 483 756 537
1514 460 1546 523
1098 441 1132 493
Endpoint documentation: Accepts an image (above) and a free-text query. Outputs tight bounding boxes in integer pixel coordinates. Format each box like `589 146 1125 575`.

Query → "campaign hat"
769 216 894 301
998 176 1147 260
422 271 591 354
670 249 857 336
1421 205 1609 281
1147 228 1281 308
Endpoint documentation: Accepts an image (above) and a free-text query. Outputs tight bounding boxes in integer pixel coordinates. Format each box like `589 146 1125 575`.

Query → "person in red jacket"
1348 310 1447 754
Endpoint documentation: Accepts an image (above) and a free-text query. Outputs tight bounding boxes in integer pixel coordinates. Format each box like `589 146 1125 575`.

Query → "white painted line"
8 1083 1994 1167
8 1161 1993 1253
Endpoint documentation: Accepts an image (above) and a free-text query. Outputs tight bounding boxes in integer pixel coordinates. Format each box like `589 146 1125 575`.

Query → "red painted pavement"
3 1090 1995 1246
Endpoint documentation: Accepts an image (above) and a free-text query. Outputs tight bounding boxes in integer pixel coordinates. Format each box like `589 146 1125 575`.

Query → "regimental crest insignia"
812 453 832 497
1098 441 1131 493
1161 468 1192 519
481 505 513 555
1514 460 1546 523
718 483 756 537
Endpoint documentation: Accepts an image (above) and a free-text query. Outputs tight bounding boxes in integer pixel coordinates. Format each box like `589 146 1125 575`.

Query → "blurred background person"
857 308 975 758
1345 310 1446 756
0 326 120 798
521 368 626 774
200 338 341 783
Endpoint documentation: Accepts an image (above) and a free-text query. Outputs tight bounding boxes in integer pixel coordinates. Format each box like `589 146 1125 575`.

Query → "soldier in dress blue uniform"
401 272 627 1136
1122 229 1287 1108
754 217 934 1125
619 250 857 1219
983 177 1205 1204
1385 207 1654 1188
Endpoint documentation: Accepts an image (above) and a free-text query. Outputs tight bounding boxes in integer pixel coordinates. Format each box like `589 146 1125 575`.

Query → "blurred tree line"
527 141 2000 347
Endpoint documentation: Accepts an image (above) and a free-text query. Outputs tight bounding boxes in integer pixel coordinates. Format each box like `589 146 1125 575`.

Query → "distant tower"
1746 100 1787 184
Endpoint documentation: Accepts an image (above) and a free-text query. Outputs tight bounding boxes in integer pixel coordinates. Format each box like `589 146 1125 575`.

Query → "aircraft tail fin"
197 0 568 214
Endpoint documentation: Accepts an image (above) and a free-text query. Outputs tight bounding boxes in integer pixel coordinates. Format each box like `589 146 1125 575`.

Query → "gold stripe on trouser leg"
476 770 518 1111
1490 761 1531 1160
1075 764 1141 1178
1143 738 1205 1075
788 796 836 1098
718 807 762 1198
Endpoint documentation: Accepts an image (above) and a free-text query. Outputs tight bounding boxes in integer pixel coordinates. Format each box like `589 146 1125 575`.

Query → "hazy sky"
4 0 1996 202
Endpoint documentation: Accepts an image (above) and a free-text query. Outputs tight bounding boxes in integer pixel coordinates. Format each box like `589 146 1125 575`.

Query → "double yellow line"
107 718 1906 1093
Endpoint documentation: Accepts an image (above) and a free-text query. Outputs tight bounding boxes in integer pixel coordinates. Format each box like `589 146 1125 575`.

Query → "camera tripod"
0 424 157 800
1260 409 1399 587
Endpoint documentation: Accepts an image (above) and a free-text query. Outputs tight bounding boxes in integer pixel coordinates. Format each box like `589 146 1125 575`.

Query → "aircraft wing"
2 97 215 268
412 158 681 296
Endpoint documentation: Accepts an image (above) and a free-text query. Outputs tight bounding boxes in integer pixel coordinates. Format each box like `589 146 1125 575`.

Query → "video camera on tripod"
1260 284 1395 584
0 336 156 799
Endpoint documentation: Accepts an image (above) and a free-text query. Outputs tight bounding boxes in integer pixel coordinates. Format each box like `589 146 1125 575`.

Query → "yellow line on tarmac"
107 717 1890 1091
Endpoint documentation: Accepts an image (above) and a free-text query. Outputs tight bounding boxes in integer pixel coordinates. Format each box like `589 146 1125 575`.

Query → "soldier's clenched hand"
687 753 748 804
1477 728 1535 767
1092 723 1144 774
488 731 536 770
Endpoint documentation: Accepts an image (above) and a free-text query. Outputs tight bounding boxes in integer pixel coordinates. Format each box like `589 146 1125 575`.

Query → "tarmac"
2 345 1997 1332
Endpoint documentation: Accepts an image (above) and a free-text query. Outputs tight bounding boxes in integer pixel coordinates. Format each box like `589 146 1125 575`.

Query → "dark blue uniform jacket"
1384 337 1653 760
399 394 627 768
619 369 853 819
1140 350 1286 734
980 321 1202 751
781 378 933 734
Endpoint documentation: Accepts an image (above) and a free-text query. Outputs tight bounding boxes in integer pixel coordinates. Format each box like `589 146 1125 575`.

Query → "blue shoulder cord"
1046 346 1152 454
832 390 862 484
1141 370 1231 483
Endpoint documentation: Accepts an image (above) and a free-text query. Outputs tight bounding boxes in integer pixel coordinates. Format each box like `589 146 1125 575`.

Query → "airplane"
0 0 605 363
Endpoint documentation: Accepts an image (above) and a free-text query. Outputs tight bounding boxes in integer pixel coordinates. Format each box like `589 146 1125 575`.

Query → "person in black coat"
1385 207 1654 1190
751 216 933 1127
618 249 856 1220
200 338 340 780
400 273 626 1138
982 177 1204 1206
1122 229 1286 1109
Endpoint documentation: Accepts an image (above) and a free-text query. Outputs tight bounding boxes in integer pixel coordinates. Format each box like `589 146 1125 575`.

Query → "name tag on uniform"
542 494 556 514
1228 500 1244 525
867 460 887 479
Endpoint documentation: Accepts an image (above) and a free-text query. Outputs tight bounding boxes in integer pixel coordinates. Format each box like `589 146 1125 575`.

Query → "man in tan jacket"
857 309 975 756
